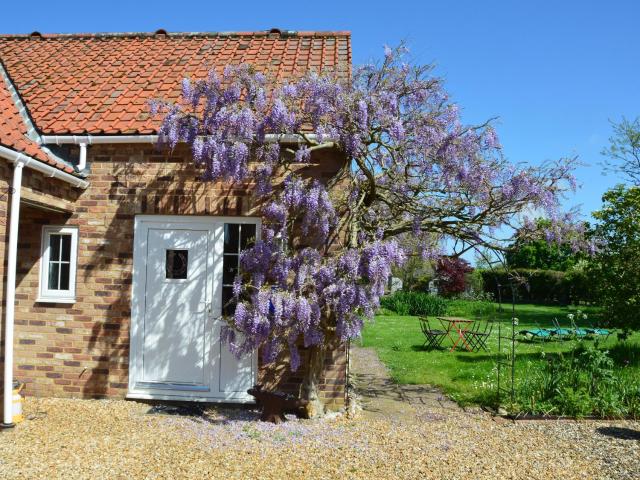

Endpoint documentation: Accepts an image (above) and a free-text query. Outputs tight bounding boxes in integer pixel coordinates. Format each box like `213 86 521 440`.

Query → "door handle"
199 302 213 315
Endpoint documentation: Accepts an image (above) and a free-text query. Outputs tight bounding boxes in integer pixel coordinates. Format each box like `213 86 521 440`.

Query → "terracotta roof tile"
1 31 351 135
0 76 74 173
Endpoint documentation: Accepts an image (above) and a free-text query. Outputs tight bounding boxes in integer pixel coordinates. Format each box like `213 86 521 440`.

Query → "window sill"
36 297 76 304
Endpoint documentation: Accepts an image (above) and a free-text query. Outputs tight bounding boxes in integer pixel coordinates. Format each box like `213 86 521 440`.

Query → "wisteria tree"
156 45 581 416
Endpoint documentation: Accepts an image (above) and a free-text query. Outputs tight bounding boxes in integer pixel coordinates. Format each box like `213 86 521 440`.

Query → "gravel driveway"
0 395 637 479
0 347 638 479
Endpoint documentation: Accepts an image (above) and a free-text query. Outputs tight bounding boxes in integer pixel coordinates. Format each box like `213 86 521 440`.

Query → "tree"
506 240 574 270
391 233 435 291
155 45 581 415
436 257 472 297
506 219 580 270
588 186 640 331
601 117 640 186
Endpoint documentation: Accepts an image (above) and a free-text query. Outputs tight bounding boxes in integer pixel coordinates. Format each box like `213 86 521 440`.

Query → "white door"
128 216 258 402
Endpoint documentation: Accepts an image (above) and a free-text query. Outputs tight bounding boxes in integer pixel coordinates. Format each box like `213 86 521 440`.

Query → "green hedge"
380 291 448 316
480 268 594 305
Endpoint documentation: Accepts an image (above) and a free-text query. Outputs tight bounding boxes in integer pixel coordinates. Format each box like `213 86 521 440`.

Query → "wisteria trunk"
301 343 326 418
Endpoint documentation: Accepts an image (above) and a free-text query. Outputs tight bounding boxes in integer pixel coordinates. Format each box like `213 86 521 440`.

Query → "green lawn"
360 302 640 406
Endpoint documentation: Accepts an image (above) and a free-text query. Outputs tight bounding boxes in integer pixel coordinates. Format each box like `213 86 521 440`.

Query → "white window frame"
38 225 79 303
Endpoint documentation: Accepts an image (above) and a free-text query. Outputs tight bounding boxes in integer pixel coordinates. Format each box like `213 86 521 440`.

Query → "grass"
360 301 640 407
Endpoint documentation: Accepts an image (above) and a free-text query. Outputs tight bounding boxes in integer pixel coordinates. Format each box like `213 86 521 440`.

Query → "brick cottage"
0 30 351 424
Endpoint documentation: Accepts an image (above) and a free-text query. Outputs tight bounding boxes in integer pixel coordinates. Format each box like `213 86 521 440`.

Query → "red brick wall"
4 145 348 409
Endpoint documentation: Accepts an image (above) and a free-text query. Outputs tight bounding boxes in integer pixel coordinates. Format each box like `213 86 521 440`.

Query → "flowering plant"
567 310 588 322
156 45 588 411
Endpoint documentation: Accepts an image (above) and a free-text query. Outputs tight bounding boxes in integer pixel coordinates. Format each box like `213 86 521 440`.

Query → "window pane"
48 262 60 290
224 224 239 254
49 234 61 261
60 235 72 262
222 255 238 285
166 250 188 279
222 286 236 316
240 224 256 250
59 263 70 290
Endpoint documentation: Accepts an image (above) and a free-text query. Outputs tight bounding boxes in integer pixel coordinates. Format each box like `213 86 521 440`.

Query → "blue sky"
2 0 638 217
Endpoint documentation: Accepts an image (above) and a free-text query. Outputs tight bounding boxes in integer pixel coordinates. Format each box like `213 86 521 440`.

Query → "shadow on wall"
14 205 72 397
6 143 345 402
80 144 267 398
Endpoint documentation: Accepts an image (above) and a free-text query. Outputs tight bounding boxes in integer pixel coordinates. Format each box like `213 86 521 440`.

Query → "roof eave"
0 145 89 189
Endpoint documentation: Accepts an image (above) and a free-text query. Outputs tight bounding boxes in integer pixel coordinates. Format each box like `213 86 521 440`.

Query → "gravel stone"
0 397 638 479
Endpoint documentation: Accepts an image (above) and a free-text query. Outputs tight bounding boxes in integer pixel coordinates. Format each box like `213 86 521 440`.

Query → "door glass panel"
223 224 240 253
222 223 256 316
166 249 189 279
222 255 238 285
240 224 256 250
222 286 234 316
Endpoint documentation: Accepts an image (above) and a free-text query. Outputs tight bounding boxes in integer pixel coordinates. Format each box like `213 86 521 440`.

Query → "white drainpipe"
2 159 24 427
78 143 87 171
0 148 87 427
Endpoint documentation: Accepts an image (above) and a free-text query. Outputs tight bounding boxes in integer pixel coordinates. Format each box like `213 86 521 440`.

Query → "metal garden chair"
419 317 447 350
464 321 493 352
462 319 481 346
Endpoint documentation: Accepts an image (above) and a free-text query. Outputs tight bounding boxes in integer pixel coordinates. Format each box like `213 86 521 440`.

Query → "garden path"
349 346 462 420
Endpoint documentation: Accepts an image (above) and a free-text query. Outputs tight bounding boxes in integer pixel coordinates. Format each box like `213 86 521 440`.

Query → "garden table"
437 316 475 352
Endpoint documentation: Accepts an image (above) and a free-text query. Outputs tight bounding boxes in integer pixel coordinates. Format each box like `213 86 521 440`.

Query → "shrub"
410 274 434 292
514 344 640 418
564 260 592 305
379 291 448 317
436 257 473 297
465 269 485 297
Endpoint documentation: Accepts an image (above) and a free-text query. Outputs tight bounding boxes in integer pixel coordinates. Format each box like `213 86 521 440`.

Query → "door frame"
127 215 260 403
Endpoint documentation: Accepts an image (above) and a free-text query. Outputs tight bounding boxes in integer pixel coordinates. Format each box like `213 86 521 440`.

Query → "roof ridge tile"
0 30 351 40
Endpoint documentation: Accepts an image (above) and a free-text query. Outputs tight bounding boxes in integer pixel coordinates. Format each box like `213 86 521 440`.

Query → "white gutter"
2 158 24 427
0 146 89 189
41 133 330 145
42 135 159 145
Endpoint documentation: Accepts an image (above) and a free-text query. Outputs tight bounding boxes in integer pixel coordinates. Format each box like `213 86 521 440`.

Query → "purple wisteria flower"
156 43 586 378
